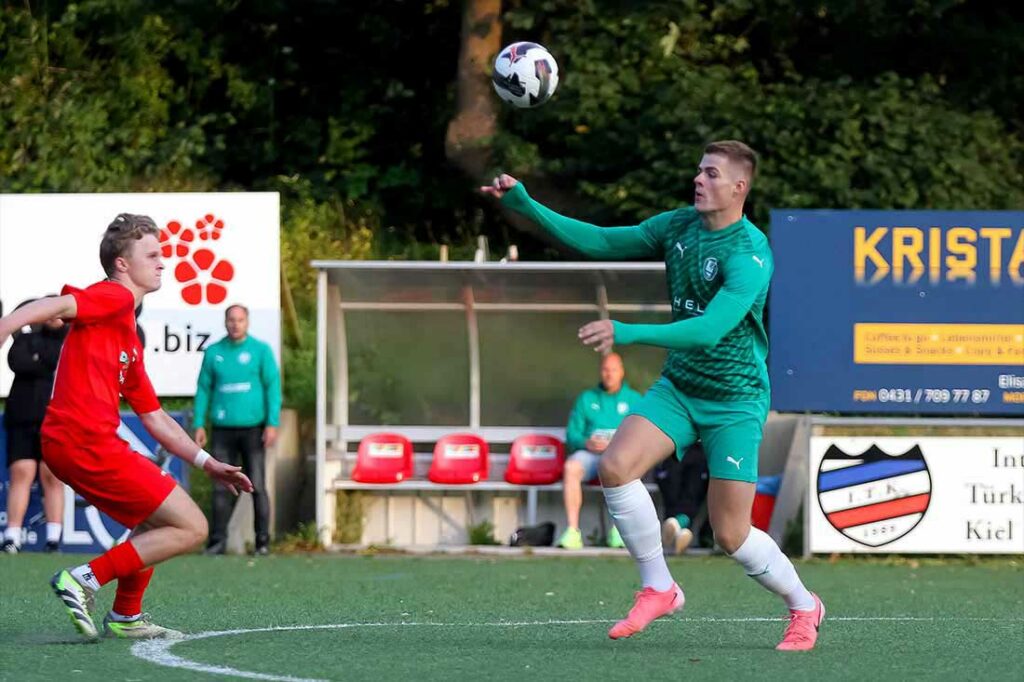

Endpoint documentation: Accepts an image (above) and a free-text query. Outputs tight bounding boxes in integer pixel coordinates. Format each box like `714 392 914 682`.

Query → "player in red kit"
0 214 253 640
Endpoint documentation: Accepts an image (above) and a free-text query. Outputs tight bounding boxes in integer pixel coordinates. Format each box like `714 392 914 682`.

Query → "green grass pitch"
1 553 1021 680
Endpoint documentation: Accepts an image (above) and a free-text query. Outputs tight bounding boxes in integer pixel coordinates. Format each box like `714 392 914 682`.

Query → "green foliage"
5 1 1018 253
468 520 501 546
281 323 318 418
272 521 323 553
268 175 375 415
1 3 1021 426
0 1 214 192
498 3 1024 229
276 176 376 311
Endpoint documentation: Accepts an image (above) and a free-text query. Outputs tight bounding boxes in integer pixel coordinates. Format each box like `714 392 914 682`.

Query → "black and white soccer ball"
492 42 559 108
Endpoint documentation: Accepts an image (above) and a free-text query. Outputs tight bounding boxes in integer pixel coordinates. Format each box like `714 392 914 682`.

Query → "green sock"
674 514 691 529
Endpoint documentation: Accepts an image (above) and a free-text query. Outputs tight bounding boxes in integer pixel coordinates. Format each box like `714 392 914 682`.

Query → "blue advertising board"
769 210 1024 414
0 412 190 553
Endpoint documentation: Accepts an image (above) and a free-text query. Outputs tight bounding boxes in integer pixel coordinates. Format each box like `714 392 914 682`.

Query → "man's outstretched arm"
0 295 76 346
482 174 666 260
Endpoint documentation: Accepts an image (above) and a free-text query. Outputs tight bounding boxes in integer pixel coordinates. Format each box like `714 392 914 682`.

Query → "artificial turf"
1 552 1021 681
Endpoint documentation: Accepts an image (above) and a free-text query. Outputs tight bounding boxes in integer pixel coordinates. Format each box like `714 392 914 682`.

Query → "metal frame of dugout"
312 260 674 547
311 261 1024 552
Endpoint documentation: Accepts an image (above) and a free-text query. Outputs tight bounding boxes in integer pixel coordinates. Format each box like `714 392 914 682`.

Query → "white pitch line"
132 616 1024 682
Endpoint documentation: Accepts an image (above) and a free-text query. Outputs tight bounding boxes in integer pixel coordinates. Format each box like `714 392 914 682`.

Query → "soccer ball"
491 42 559 108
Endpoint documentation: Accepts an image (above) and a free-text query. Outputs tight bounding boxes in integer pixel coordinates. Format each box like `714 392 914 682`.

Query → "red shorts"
42 435 177 529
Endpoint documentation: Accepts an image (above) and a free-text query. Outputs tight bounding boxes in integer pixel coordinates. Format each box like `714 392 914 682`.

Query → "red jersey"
41 281 160 443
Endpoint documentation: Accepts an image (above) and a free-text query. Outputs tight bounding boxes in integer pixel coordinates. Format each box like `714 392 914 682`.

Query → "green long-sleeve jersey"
502 183 772 402
193 335 282 429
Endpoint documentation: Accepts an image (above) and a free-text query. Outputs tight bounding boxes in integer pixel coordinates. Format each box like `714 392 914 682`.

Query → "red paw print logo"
160 221 196 258
161 213 234 306
174 249 235 305
195 214 225 241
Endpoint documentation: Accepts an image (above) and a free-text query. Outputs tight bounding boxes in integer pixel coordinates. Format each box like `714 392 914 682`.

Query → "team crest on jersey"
239 351 252 365
817 444 931 547
118 350 130 385
617 401 630 415
702 257 719 281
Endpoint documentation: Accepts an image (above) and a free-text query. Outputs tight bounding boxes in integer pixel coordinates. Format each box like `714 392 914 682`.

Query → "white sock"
4 526 22 547
47 523 62 544
603 480 675 591
108 610 141 622
729 527 815 611
70 563 101 592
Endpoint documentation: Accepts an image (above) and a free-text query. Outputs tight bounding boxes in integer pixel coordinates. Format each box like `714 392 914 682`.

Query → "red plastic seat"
428 433 489 484
505 435 565 485
352 433 414 484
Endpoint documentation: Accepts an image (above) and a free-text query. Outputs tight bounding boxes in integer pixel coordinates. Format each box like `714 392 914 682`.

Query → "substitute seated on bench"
558 352 643 549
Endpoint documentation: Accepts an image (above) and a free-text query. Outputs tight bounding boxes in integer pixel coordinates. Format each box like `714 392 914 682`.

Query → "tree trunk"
446 0 590 258
445 0 502 182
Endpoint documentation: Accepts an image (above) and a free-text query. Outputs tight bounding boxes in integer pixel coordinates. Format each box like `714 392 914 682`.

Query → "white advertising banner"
808 436 1024 553
0 193 280 396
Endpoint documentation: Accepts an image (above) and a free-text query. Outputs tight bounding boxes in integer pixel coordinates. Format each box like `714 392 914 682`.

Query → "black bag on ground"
509 522 555 547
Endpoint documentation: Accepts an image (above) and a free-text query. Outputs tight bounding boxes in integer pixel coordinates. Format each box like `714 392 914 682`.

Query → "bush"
272 521 323 553
468 520 500 546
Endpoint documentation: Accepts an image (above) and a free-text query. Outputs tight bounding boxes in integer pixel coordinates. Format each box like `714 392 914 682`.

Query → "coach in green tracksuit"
559 352 642 550
194 304 281 555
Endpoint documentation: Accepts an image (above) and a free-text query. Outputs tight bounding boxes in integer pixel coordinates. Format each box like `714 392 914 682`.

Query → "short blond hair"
704 140 758 182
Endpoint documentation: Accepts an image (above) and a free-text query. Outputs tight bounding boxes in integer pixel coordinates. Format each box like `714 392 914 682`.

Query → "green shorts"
632 377 768 483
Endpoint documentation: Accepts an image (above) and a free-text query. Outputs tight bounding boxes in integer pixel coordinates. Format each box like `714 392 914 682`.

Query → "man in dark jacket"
3 304 69 553
656 443 709 555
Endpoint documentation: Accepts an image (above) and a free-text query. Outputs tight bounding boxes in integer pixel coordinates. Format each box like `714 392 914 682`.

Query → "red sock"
113 567 154 617
88 541 145 587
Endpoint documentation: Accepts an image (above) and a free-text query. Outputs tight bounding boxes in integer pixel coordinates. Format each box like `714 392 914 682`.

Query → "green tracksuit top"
565 382 644 453
193 335 282 429
502 183 772 402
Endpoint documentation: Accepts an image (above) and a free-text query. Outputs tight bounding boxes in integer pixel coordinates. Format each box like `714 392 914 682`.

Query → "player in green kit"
481 141 824 650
